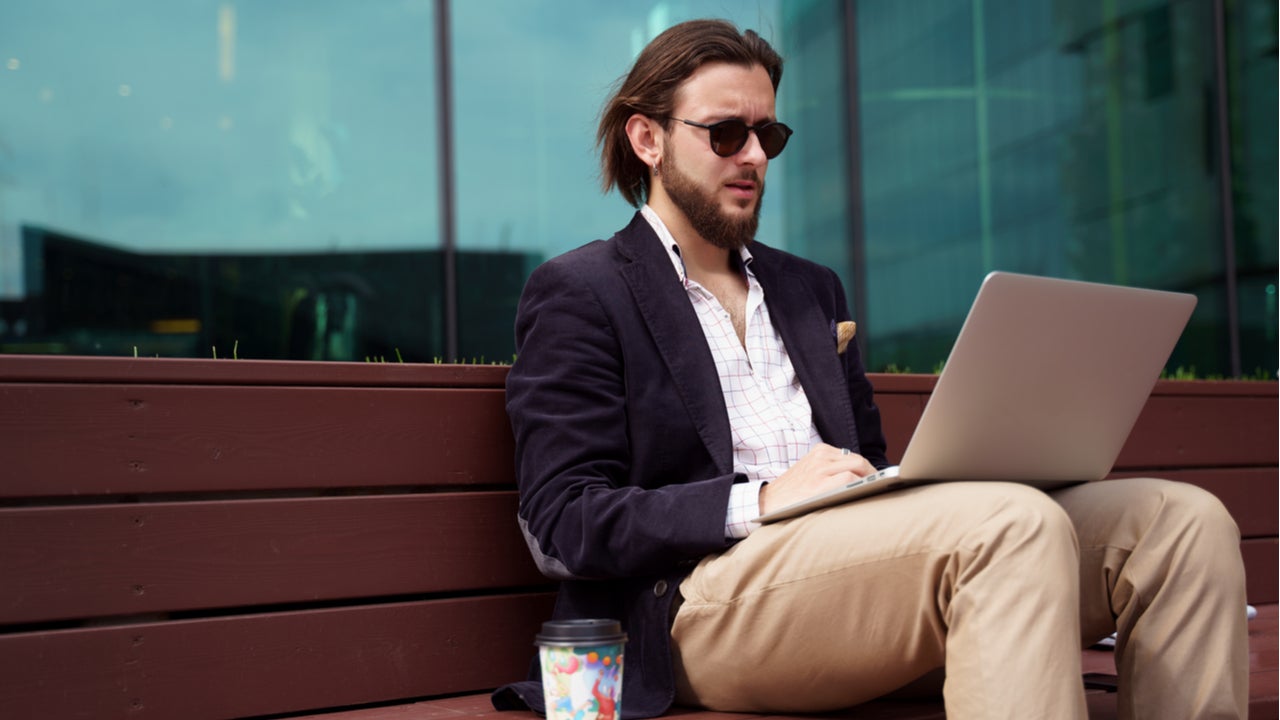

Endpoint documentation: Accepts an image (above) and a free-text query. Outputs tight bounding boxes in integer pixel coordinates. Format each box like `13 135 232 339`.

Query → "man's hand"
758 443 877 516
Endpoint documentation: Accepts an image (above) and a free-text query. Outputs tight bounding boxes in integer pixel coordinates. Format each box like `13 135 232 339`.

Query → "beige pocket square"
836 321 857 354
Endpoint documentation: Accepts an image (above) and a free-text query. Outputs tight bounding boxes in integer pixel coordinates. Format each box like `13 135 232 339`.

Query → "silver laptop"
757 271 1197 523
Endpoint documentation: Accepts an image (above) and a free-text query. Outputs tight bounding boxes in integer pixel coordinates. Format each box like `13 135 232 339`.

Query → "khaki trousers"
670 478 1247 720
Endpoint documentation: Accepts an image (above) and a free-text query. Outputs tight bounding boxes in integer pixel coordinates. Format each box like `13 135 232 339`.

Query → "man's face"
659 62 776 250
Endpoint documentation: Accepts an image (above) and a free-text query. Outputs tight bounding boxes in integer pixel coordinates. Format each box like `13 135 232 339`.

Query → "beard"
661 148 764 251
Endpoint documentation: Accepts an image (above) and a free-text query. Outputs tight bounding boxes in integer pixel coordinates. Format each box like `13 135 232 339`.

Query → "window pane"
0 1 442 361
1227 0 1278 377
778 2 856 302
449 0 852 360
856 0 1235 375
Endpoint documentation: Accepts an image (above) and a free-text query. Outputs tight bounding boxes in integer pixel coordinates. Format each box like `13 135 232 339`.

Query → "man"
493 19 1247 720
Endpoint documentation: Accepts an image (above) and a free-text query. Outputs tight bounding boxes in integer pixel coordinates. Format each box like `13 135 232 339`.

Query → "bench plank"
0 593 555 720
1242 539 1279 604
0 355 511 388
0 493 545 624
1117 394 1279 469
869 377 1277 470
0 384 514 497
869 393 926 466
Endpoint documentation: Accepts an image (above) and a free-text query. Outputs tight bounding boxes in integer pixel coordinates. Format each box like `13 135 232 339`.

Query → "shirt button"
654 580 669 598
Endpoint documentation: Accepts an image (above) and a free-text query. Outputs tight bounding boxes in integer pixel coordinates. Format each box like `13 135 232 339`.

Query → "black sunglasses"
673 117 794 159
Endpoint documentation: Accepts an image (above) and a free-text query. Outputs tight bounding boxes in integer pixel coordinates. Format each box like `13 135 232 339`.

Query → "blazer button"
653 580 669 598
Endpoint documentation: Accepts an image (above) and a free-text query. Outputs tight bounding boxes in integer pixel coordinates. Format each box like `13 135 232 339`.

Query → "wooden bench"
0 356 1275 719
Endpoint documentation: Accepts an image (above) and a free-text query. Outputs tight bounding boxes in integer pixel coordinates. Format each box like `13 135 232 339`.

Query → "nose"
737 129 769 165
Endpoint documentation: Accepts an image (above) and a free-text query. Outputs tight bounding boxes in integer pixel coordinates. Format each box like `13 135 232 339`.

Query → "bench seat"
293 604 1277 719
294 605 1277 720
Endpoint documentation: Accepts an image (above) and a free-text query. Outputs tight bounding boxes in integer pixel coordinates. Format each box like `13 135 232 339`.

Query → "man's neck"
647 198 734 282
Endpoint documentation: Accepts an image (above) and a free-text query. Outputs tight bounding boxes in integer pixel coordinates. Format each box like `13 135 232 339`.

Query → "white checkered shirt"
641 206 823 538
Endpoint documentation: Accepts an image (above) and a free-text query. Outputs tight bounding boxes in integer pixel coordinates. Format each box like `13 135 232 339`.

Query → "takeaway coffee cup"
536 619 627 720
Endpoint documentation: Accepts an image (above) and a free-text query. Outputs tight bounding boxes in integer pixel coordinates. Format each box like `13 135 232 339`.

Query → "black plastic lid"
534 619 627 646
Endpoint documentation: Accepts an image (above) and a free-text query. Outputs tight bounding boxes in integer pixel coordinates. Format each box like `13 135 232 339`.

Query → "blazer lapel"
614 215 735 475
750 251 858 450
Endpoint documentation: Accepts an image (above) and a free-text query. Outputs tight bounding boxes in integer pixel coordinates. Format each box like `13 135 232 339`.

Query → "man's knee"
1154 481 1244 587
1092 478 1245 597
1167 480 1239 538
969 483 1078 561
1126 477 1241 545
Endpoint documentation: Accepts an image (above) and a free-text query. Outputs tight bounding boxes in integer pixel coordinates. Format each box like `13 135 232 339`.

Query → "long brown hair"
597 19 783 208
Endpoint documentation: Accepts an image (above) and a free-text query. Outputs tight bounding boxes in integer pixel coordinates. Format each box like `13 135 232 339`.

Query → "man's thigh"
671 480 1080 712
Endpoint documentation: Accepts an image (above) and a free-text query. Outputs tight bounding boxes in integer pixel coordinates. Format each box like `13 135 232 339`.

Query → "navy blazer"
493 213 888 718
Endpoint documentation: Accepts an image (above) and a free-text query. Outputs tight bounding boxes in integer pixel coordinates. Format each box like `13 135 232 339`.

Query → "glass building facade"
0 0 1274 376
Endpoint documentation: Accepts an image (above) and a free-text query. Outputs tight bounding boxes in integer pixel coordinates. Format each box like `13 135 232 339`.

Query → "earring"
652 158 662 178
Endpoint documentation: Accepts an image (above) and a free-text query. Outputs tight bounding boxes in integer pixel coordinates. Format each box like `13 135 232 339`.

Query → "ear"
624 113 663 171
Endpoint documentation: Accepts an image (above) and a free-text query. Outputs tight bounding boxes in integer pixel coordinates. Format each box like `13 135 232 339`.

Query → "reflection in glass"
0 0 442 360
855 0 1266 376
1226 0 1278 376
0 0 1272 377
448 1 802 360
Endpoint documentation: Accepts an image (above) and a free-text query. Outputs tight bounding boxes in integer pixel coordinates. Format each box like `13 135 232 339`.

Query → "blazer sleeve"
506 256 735 581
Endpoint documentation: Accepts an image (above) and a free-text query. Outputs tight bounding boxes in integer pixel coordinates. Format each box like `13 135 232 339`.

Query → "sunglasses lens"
708 121 750 157
758 123 793 159
690 119 793 158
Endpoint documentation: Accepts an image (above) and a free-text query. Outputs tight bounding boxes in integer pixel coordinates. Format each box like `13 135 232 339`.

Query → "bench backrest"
1 357 1274 719
0 357 552 719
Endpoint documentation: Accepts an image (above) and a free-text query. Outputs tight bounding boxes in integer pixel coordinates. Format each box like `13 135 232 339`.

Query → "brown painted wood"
869 374 1277 399
0 592 556 720
866 374 940 395
0 384 514 497
0 358 1273 719
293 607 1280 720
1 488 1267 622
9 602 1273 720
868 393 927 465
1147 379 1280 397
0 493 546 624
4 369 1272 498
1242 539 1279 604
865 375 1278 470
2 356 1270 397
0 354 511 388
1116 393 1279 469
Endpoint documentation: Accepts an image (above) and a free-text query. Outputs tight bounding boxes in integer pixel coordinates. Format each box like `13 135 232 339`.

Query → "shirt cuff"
726 479 768 539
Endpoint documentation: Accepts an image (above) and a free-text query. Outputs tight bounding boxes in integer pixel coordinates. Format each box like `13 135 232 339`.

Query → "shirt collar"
640 204 754 287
